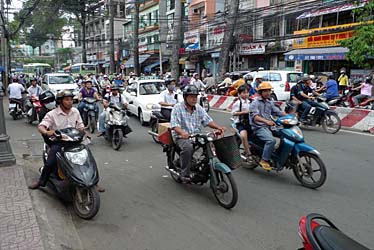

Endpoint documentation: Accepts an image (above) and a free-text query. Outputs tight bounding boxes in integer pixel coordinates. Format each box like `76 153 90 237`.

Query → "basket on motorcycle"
213 135 242 170
158 123 173 145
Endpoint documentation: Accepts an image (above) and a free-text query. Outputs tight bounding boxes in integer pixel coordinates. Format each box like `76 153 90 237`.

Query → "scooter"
41 128 100 220
298 213 371 250
104 103 132 150
26 95 42 124
248 114 327 189
9 98 24 120
81 97 99 133
148 104 169 143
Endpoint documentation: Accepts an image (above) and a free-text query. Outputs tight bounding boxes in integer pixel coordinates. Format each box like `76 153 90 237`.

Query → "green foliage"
339 0 374 68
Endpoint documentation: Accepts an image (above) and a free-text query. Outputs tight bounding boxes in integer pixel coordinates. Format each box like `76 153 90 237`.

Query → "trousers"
176 139 194 177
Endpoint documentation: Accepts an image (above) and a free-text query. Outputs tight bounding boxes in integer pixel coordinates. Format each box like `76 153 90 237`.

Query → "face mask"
45 101 56 110
168 85 175 91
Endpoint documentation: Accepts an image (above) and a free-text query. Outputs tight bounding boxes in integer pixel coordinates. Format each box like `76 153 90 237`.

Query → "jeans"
176 139 194 177
353 94 371 105
39 144 62 186
78 102 99 117
254 127 276 161
98 111 109 133
300 101 312 120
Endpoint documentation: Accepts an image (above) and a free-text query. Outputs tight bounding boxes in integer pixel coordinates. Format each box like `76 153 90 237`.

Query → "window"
322 13 337 27
298 18 308 30
154 10 159 24
309 16 321 29
148 12 152 26
154 35 159 42
338 10 354 25
167 0 175 11
287 73 303 83
285 14 298 35
269 73 282 81
147 36 152 44
263 18 280 38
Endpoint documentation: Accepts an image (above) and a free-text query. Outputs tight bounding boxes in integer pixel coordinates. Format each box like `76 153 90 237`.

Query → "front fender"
213 161 231 174
293 143 320 156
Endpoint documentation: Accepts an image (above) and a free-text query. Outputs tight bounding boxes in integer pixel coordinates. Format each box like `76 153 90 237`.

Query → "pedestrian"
338 68 349 94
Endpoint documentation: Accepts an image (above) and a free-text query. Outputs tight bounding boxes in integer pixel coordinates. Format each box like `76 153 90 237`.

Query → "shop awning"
284 47 349 61
125 54 151 68
144 60 168 72
297 2 365 19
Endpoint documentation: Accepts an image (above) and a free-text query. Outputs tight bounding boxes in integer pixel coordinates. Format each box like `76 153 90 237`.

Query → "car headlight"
65 149 88 165
146 103 154 110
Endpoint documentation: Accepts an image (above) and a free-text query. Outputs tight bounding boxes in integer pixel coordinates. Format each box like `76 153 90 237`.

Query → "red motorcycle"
26 95 42 124
298 213 370 250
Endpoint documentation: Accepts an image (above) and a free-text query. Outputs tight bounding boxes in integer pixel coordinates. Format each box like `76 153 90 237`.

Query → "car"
41 73 79 102
124 78 166 126
244 70 303 101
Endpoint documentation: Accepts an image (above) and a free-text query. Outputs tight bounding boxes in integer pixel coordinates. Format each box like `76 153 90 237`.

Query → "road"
5 104 374 250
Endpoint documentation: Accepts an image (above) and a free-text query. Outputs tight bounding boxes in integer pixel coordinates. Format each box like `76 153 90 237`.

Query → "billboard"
184 29 200 51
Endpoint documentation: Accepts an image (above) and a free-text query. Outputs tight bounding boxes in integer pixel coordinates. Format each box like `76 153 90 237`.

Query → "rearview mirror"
129 100 134 104
130 91 137 97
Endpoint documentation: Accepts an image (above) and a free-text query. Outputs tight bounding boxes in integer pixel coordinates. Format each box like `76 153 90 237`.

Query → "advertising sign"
293 29 353 49
184 29 200 51
207 24 226 49
239 43 266 55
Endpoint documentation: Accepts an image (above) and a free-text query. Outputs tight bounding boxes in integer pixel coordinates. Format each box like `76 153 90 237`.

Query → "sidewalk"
0 165 44 250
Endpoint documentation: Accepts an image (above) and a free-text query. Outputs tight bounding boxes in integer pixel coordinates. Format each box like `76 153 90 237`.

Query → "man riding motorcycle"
170 85 226 183
77 79 100 117
158 78 179 121
229 74 245 96
190 73 205 90
7 77 26 111
98 84 128 137
250 82 286 171
27 78 43 97
298 77 320 123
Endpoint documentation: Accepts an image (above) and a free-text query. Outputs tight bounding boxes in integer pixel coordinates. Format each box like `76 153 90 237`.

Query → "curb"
207 94 374 133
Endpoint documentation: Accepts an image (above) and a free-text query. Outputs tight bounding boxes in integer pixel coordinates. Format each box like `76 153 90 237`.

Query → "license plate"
9 103 16 108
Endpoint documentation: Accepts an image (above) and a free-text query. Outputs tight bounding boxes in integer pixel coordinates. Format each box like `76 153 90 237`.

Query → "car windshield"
49 76 74 84
139 82 165 95
288 73 303 82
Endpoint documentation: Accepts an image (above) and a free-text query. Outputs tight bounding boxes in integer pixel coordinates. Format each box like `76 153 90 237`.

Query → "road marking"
210 109 374 137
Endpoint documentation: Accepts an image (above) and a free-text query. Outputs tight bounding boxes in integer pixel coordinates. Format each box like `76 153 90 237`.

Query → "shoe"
96 185 106 193
97 132 104 137
259 160 272 171
28 181 41 190
180 176 192 184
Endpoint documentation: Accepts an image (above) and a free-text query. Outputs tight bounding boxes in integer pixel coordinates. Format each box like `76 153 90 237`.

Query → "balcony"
140 0 159 12
139 23 159 35
139 43 160 54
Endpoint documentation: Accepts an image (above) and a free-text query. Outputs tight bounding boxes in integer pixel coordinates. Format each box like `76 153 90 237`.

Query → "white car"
41 73 79 101
245 70 303 101
124 79 166 125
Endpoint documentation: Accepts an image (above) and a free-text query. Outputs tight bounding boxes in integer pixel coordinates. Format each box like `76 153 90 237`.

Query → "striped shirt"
171 102 213 138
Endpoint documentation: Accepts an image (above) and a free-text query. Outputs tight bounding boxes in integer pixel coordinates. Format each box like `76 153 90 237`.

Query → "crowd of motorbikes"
4 75 372 250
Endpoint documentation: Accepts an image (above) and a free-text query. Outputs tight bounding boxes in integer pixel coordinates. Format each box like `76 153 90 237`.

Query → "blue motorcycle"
232 114 326 189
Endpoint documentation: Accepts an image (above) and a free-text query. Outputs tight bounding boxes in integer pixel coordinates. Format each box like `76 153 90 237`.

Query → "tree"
217 0 240 81
340 1 374 68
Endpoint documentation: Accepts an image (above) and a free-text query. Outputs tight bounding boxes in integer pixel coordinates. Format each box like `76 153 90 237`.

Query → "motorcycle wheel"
203 99 210 112
212 171 238 209
27 108 36 124
88 116 96 134
112 129 123 150
11 110 17 120
151 121 159 143
322 111 341 134
167 147 182 183
293 152 327 189
73 187 100 220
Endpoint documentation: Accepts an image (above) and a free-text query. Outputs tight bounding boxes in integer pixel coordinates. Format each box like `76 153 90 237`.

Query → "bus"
23 63 52 77
71 63 97 77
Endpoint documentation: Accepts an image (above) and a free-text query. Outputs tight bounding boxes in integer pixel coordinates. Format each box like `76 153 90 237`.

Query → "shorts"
236 123 252 133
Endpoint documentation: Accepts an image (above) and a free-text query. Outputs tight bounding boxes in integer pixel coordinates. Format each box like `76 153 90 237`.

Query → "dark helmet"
56 90 74 104
244 74 253 81
110 84 119 91
84 78 93 84
183 85 199 97
165 78 176 86
39 90 55 104
365 75 372 84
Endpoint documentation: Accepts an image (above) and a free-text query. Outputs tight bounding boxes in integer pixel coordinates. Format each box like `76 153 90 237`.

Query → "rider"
100 75 111 96
158 78 179 121
77 79 100 117
113 74 124 87
98 84 128 137
298 77 320 123
221 73 232 88
253 75 263 90
7 77 25 111
352 76 374 106
250 82 286 171
190 73 205 90
229 74 245 96
244 74 256 96
289 77 304 111
38 90 56 122
27 78 43 97
170 85 226 183
322 75 339 102
231 84 253 163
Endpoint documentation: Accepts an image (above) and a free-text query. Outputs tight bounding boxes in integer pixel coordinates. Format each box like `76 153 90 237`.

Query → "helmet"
103 74 108 78
111 84 119 91
365 75 372 84
183 85 199 96
84 78 93 84
165 78 176 86
39 90 55 104
256 82 272 91
56 90 74 104
244 74 253 81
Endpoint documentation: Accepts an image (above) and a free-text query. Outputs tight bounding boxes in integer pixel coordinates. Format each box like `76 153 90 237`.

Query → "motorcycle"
26 96 42 124
149 104 169 143
41 128 100 220
9 98 24 120
298 213 371 250
162 131 238 209
326 89 350 107
246 114 327 189
81 97 99 133
199 89 210 112
294 97 342 134
104 103 132 150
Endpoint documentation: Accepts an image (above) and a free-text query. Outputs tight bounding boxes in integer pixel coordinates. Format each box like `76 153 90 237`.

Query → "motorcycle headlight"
146 103 154 110
65 149 88 165
290 126 304 139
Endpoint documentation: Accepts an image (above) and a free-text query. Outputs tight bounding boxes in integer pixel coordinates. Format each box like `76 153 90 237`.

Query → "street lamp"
0 87 16 167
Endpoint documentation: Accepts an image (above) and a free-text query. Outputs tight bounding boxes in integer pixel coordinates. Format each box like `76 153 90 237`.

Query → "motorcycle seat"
9 98 23 104
153 111 168 121
314 225 370 250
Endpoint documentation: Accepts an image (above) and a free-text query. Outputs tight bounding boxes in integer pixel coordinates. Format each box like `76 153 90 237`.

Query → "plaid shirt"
171 102 213 138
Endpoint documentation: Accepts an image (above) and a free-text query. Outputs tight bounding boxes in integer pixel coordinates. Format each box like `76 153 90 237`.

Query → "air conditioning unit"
193 8 200 14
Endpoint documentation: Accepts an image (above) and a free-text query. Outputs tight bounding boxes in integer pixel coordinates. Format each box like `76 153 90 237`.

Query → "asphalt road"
4 104 374 250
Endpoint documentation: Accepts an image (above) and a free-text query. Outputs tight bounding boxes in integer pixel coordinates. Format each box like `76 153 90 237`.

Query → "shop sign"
184 29 200 51
185 61 196 70
293 29 353 49
239 43 266 55
207 24 226 49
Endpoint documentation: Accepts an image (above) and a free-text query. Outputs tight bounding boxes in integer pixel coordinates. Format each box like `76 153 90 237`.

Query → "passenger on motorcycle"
158 78 180 121
77 79 101 117
38 90 56 122
170 85 226 183
229 74 245 96
250 82 286 171
298 77 320 123
352 76 374 107
231 84 253 162
97 85 128 136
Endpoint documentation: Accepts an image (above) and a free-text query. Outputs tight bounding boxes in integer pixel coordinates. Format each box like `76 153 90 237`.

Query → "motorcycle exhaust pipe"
164 166 180 177
148 131 158 137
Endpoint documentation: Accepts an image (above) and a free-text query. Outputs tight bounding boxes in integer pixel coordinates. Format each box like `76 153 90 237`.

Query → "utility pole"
109 0 115 74
218 0 239 81
133 0 140 75
171 0 182 80
0 0 16 166
159 0 167 75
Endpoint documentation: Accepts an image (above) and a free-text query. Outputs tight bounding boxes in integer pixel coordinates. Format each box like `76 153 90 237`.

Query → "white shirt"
158 90 180 109
7 83 25 99
27 85 43 97
105 93 127 105
190 78 205 90
231 97 250 123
